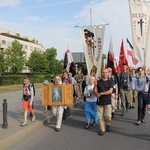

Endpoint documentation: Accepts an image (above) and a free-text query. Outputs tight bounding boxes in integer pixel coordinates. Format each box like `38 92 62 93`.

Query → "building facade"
0 28 45 72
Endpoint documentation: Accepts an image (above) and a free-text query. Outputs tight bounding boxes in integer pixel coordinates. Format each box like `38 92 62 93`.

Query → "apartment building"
0 28 45 72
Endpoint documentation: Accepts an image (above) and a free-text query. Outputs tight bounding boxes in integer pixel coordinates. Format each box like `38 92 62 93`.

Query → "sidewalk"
0 89 83 149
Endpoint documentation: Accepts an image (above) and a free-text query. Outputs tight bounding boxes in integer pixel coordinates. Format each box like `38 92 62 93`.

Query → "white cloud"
0 0 21 7
24 15 47 23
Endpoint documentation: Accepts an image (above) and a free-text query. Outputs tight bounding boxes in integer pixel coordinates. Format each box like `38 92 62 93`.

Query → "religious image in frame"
52 87 62 102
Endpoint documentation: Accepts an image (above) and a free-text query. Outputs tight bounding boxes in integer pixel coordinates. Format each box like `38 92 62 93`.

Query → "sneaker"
92 121 96 127
136 121 141 125
85 123 90 129
121 112 126 117
106 125 111 132
141 120 146 123
20 122 27 127
55 127 61 132
99 130 105 136
111 112 115 119
32 116 36 122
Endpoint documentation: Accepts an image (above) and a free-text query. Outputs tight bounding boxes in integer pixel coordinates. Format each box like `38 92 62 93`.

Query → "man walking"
95 69 113 136
135 67 149 125
119 63 132 117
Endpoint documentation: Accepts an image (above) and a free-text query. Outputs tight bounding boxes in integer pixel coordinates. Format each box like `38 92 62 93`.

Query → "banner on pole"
80 25 105 78
128 0 150 64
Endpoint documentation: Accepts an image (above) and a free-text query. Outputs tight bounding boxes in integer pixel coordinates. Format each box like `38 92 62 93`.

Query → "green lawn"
0 83 43 93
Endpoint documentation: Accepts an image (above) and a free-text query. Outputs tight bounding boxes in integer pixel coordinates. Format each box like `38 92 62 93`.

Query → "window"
2 40 6 45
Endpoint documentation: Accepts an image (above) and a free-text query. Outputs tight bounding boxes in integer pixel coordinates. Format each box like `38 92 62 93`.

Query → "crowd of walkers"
20 63 150 136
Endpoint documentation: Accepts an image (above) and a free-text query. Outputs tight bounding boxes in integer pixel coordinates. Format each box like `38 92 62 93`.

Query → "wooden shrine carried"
42 84 73 106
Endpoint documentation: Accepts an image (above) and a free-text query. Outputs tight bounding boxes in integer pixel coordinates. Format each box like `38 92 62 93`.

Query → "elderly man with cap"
119 63 132 117
108 67 118 118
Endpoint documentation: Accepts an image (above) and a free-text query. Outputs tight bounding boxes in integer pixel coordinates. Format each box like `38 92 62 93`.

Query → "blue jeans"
137 92 147 121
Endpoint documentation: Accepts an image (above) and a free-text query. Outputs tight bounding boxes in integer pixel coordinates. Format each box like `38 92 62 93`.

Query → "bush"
0 74 51 86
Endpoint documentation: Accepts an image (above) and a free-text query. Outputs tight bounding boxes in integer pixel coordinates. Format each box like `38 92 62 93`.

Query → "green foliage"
27 50 49 73
45 48 63 75
0 50 6 73
4 40 26 74
0 74 51 85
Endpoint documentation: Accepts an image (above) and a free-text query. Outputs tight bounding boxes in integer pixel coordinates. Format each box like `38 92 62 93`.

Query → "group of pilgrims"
58 63 150 135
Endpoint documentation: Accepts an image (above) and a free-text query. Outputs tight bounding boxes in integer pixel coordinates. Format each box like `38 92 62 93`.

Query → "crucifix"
138 18 144 36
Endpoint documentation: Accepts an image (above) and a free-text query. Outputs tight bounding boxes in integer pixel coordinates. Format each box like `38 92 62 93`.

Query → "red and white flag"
118 40 129 72
63 49 76 76
107 37 114 68
126 38 139 65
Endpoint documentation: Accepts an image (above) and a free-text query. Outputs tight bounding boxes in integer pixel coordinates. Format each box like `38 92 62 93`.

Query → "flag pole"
90 8 92 26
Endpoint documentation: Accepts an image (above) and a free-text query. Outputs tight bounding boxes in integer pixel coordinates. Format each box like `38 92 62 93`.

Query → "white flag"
80 25 105 78
128 0 150 63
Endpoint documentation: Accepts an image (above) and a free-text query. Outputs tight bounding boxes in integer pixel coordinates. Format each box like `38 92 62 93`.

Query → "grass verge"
0 83 43 93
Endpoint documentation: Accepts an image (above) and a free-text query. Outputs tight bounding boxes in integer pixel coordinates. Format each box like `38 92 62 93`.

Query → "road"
6 103 150 150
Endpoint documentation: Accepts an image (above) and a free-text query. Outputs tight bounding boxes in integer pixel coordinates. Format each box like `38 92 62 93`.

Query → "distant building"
0 28 45 72
72 52 85 63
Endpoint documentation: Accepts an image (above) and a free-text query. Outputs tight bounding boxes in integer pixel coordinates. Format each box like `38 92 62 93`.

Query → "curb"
0 114 54 150
0 99 83 150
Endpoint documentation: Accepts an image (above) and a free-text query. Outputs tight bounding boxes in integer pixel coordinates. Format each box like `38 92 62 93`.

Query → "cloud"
24 15 47 23
0 0 21 7
19 0 81 9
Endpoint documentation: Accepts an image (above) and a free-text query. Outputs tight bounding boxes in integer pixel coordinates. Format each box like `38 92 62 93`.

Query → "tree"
27 50 49 73
4 40 26 74
0 50 5 73
45 48 63 74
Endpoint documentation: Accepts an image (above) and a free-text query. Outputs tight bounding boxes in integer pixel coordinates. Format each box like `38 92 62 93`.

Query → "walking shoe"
32 116 36 122
92 121 96 127
141 120 146 123
99 130 105 136
121 112 126 117
85 123 90 129
111 112 115 119
20 122 27 127
55 127 61 132
106 125 111 132
136 121 141 126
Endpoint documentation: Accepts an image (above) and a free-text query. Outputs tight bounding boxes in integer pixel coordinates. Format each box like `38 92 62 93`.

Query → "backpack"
23 83 35 96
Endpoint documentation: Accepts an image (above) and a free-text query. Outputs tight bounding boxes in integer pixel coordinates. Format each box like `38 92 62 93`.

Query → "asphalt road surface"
6 103 150 150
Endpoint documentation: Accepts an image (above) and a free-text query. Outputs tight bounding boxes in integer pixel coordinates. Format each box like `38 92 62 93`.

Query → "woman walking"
84 76 99 129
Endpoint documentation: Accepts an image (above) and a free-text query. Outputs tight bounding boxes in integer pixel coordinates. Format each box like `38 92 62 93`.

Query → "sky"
0 0 150 67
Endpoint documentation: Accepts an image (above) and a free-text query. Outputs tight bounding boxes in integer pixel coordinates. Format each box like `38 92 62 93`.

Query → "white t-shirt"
84 84 97 102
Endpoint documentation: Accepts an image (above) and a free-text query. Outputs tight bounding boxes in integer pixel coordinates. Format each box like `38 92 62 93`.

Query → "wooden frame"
42 84 73 106
42 85 49 105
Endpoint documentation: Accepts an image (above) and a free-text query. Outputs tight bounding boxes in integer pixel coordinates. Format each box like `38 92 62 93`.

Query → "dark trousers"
137 92 147 121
